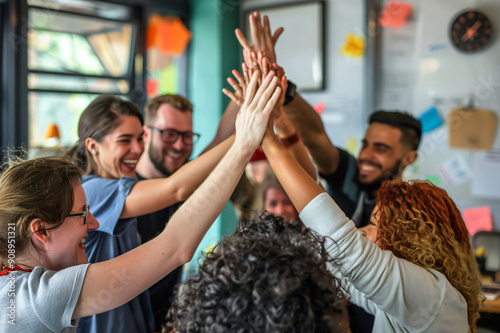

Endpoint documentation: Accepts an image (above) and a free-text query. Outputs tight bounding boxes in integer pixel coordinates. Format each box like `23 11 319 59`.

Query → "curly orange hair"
376 180 482 333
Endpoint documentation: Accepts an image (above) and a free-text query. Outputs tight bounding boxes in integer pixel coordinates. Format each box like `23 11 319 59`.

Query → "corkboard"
448 108 498 150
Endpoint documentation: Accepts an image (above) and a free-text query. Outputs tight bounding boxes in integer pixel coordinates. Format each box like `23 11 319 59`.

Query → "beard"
356 158 403 192
149 147 174 177
147 137 189 177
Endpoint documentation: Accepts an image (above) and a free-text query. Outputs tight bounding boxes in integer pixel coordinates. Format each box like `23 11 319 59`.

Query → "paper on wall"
448 108 498 151
438 155 472 187
472 149 500 200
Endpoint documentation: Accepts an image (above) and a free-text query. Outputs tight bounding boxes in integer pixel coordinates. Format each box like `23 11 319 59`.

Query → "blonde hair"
376 180 482 333
0 156 81 268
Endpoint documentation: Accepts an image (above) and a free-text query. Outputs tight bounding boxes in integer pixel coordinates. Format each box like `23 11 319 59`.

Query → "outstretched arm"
201 101 240 153
236 11 340 176
121 134 234 219
262 129 323 212
284 94 340 175
74 71 282 319
273 83 316 180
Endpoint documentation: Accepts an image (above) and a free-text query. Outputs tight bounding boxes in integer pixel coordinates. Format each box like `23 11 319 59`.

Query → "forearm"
202 101 240 153
284 94 340 175
121 135 235 218
288 140 316 180
284 94 325 140
262 132 323 212
75 141 252 319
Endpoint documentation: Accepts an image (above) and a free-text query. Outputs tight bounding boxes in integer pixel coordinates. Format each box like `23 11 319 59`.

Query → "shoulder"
0 265 90 332
83 176 138 196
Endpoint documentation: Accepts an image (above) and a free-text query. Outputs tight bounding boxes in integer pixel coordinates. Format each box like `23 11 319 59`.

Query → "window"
27 0 139 148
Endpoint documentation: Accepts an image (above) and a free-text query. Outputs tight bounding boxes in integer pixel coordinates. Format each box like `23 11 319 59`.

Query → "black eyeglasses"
68 205 89 225
148 126 200 146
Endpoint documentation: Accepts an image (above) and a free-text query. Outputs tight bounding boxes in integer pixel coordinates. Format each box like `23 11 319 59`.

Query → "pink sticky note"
378 2 413 28
463 206 493 236
313 102 325 115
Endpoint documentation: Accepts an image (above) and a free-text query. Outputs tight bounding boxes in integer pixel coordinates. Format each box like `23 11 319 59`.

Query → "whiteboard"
245 1 325 90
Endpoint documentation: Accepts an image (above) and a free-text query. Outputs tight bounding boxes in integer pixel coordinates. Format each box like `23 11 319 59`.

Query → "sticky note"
346 137 359 156
341 34 365 59
313 102 326 115
425 175 440 186
147 15 192 56
419 106 443 133
379 2 413 28
438 155 472 187
463 206 493 236
147 78 159 98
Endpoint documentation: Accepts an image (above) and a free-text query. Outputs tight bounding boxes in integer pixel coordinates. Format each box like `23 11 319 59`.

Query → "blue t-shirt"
0 264 89 333
77 175 155 333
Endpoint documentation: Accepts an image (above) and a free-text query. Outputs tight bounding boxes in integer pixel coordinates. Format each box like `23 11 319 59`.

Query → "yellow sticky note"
341 34 365 59
346 137 359 156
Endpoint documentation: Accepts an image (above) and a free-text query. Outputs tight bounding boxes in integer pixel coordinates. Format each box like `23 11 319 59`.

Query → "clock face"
450 10 493 52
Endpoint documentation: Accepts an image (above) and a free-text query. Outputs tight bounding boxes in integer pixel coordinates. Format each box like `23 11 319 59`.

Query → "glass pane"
28 0 132 20
28 8 132 76
28 92 98 147
28 73 129 94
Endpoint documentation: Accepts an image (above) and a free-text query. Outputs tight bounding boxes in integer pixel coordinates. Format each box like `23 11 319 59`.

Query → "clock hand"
462 21 482 42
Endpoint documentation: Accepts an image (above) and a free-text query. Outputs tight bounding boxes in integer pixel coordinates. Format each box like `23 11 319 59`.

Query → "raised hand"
235 11 284 68
235 70 281 152
222 63 250 107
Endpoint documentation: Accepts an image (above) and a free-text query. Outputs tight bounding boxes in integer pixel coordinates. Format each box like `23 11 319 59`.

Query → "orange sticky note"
158 18 192 56
463 206 493 236
147 15 192 56
379 2 413 28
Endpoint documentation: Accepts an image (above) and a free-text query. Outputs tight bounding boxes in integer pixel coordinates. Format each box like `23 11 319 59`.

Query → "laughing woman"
0 70 280 333
261 128 482 333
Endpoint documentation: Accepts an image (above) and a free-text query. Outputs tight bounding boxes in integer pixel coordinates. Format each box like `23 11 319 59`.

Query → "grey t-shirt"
0 264 89 332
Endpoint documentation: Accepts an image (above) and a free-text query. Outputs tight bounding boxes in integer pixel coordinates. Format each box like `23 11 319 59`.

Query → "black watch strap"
283 80 297 106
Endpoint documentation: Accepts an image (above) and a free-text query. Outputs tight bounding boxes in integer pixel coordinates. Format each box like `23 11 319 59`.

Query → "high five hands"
223 52 286 107
235 11 284 68
234 70 282 153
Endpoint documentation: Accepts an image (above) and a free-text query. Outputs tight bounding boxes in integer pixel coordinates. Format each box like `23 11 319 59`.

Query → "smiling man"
135 94 198 331
285 97 421 229
136 94 197 179
284 104 421 333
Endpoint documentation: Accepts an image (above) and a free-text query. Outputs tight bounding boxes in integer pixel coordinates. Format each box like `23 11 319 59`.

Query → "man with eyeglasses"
135 94 199 331
137 94 199 179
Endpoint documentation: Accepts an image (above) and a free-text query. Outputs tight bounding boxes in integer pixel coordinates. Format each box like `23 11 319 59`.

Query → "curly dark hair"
164 212 348 333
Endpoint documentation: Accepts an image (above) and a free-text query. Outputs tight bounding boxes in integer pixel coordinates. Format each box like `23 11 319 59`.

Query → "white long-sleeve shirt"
299 192 469 333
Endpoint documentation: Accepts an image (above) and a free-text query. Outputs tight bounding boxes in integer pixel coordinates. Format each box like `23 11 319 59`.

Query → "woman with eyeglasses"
64 89 249 332
0 71 281 332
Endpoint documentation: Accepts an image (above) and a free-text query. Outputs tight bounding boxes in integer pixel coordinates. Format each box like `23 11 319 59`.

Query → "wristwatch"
280 132 300 148
283 80 297 106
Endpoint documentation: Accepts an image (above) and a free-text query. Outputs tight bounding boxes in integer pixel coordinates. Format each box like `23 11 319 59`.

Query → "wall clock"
450 10 493 53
